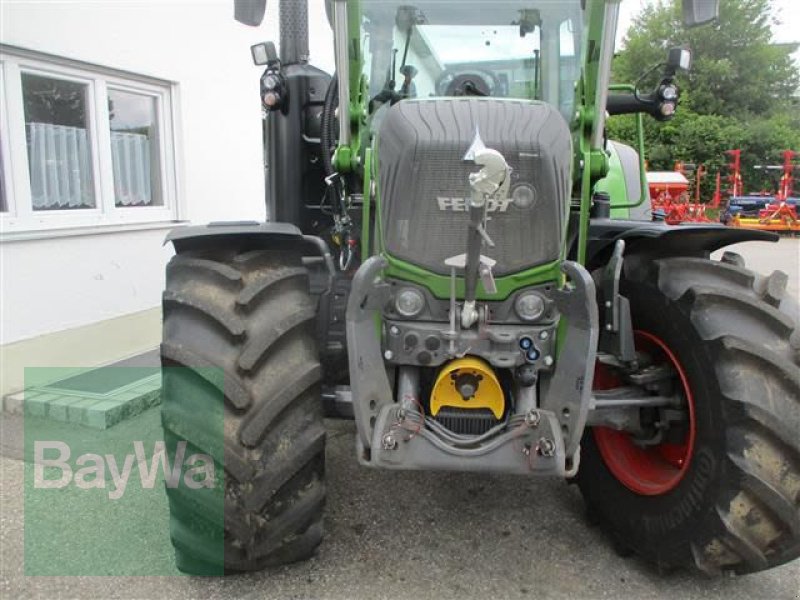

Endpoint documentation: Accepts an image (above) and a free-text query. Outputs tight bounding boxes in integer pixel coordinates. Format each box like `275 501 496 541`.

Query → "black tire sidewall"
578 276 729 567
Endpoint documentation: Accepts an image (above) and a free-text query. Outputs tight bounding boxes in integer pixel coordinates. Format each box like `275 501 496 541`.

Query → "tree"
608 0 800 197
23 74 88 128
613 0 798 117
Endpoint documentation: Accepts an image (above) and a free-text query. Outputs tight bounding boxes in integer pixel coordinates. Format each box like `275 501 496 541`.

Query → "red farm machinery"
728 150 799 233
649 149 799 233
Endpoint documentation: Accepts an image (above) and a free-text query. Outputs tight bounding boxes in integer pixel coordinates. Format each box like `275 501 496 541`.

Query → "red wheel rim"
593 331 696 496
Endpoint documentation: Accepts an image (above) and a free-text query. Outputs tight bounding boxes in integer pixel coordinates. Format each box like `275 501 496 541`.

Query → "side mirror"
682 0 720 28
234 0 267 27
516 9 542 37
395 6 426 32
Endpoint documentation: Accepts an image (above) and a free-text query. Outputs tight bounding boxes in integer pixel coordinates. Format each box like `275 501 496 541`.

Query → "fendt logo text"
437 197 513 212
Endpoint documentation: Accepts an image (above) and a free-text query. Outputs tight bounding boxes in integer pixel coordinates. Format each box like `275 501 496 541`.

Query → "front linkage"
347 255 597 477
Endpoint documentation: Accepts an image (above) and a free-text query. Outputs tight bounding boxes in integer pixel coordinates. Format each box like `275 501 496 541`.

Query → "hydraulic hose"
320 74 339 176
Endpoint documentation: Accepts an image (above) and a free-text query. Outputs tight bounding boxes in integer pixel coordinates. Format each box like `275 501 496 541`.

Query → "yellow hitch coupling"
430 356 505 419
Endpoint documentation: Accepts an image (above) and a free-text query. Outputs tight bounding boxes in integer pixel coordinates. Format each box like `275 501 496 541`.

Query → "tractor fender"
164 220 330 257
165 220 335 299
584 219 778 272
165 222 335 281
165 221 342 390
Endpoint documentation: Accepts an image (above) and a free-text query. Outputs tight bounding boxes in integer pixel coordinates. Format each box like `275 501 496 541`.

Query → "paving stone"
112 391 140 403
66 398 102 426
85 401 120 430
2 392 26 415
48 396 83 422
5 374 163 429
23 393 58 418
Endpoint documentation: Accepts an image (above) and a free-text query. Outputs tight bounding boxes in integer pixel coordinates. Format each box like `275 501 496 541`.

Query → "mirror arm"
607 93 658 118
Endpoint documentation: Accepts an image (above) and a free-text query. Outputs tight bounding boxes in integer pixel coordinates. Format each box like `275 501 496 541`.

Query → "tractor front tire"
578 254 800 576
160 246 325 574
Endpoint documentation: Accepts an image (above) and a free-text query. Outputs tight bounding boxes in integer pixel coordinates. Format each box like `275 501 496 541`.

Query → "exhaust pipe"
279 0 309 65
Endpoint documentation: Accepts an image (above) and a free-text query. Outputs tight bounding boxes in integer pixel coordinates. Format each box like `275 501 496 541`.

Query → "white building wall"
0 0 333 346
0 1 334 395
0 230 174 343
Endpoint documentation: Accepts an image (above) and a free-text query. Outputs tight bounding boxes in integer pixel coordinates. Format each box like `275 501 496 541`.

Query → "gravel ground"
1 237 798 600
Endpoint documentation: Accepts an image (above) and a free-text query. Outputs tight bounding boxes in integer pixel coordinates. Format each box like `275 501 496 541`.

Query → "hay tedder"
159 0 800 577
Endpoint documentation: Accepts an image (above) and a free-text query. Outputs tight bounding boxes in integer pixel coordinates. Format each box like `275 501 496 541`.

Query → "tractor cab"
359 1 582 119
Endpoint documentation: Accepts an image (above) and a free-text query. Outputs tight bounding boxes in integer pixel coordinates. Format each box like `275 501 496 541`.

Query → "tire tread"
161 247 325 574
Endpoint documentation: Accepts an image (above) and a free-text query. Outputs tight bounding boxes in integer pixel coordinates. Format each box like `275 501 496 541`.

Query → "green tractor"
161 0 800 576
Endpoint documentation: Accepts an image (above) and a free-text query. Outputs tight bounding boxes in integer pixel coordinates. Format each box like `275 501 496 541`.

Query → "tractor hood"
376 98 572 277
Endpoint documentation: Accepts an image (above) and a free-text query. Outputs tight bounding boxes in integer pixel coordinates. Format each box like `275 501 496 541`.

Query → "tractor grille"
377 98 572 276
434 407 500 436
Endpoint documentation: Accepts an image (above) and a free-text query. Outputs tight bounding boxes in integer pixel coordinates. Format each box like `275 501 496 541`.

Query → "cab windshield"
360 0 584 120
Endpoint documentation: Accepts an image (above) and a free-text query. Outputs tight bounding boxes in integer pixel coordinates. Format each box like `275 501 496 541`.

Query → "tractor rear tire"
160 246 325 574
578 254 800 576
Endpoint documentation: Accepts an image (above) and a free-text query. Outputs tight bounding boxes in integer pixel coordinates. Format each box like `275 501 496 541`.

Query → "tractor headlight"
263 74 280 90
261 69 285 111
660 102 676 117
511 183 536 210
661 84 678 101
395 288 425 318
263 91 281 108
515 291 546 322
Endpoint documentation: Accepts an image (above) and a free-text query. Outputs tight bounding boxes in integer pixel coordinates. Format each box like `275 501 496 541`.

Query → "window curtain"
28 122 93 209
27 122 153 209
110 130 152 206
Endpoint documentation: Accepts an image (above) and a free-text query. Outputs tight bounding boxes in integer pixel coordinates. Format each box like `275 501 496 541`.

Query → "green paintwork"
333 145 353 172
332 0 367 174
601 83 649 213
361 147 372 255
340 0 622 283
383 254 565 301
572 1 613 265
595 142 632 219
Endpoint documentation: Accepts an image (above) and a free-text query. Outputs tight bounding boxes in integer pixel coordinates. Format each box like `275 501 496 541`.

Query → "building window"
0 142 8 213
109 88 162 208
23 73 96 211
0 47 179 234
0 63 11 214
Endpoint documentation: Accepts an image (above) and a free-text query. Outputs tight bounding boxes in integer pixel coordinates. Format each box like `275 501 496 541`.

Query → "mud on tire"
160 246 325 574
578 253 800 576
